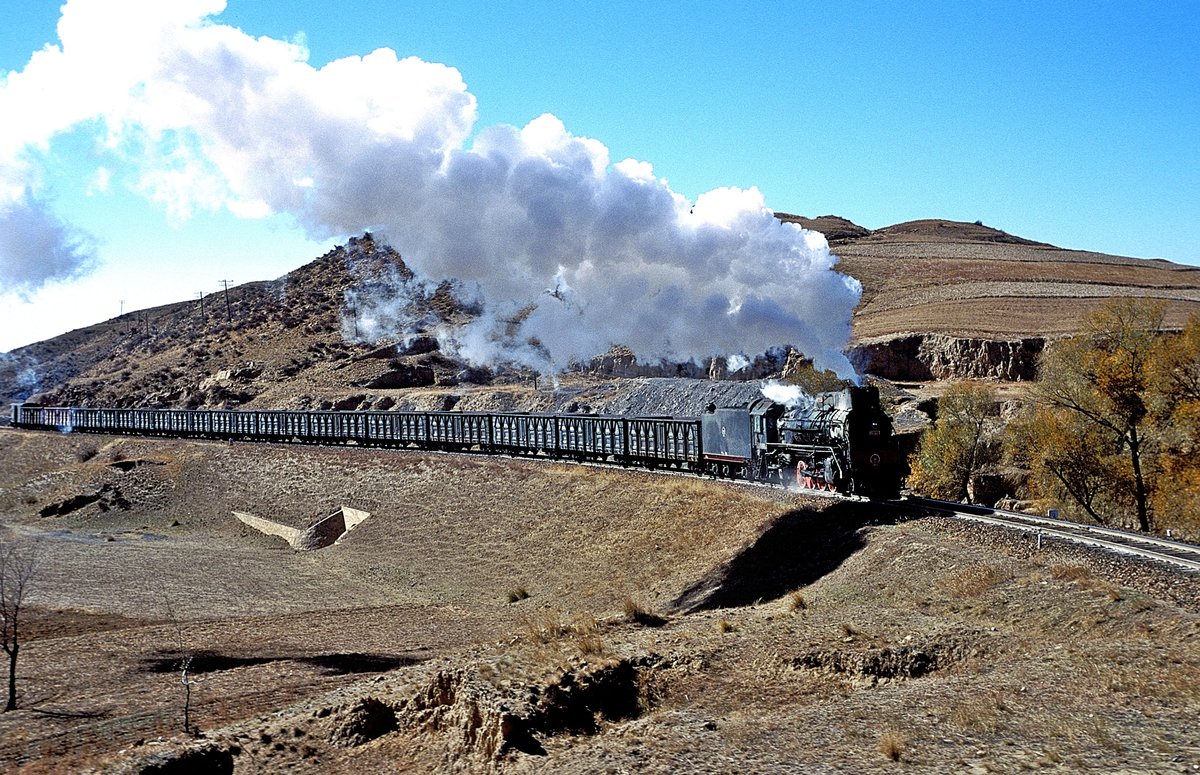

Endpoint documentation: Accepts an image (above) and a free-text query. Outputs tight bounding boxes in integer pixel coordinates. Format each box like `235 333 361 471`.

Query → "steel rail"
908 497 1200 573
921 497 1200 553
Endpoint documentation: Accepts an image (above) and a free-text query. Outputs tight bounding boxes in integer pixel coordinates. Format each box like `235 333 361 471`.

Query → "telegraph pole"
196 291 206 324
218 279 233 322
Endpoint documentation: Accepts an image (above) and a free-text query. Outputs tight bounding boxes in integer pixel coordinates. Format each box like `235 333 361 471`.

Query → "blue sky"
1 1 1197 354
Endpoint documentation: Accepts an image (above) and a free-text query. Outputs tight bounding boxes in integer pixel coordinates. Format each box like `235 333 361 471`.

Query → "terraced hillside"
782 215 1200 341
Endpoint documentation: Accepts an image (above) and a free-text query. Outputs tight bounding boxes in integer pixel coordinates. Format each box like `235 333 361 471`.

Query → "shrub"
621 596 667 627
878 729 906 761
1050 564 1091 583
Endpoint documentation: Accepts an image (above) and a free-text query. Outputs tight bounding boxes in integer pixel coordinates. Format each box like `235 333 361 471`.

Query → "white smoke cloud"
0 196 97 295
1 0 863 377
760 380 815 411
725 354 752 373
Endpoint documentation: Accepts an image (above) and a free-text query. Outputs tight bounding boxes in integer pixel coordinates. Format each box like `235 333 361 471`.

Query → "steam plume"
0 196 97 295
1 0 862 376
761 380 815 410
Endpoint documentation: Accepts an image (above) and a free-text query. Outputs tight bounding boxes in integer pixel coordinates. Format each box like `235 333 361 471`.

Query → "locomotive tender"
11 385 904 498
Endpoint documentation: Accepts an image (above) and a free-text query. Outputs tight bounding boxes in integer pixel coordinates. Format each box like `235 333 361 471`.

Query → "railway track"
904 497 1200 573
7 420 1198 572
502 446 1200 575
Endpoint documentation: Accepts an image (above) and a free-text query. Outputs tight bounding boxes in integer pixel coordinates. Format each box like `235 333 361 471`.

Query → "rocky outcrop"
329 697 398 747
580 346 706 379
849 334 1046 382
365 655 663 761
775 213 871 243
360 363 436 389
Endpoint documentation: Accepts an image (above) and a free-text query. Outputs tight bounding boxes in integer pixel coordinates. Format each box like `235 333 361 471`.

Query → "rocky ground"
0 428 1197 773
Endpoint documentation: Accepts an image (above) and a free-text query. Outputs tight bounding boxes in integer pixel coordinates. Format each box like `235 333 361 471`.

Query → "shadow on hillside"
141 651 423 676
671 501 894 612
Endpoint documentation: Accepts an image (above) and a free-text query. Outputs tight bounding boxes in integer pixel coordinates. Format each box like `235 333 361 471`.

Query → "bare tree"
1 541 39 712
163 599 201 734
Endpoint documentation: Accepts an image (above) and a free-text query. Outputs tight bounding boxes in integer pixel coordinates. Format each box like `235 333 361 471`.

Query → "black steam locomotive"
11 385 904 498
701 385 904 497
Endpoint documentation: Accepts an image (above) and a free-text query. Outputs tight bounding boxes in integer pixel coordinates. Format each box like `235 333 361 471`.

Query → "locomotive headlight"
869 453 881 466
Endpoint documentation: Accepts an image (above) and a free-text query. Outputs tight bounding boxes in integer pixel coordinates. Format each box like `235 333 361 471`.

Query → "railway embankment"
2 428 1199 773
919 512 1200 613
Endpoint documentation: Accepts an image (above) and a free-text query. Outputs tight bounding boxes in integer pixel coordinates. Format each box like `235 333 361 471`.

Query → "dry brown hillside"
781 214 1200 341
0 429 1195 773
2 221 1199 773
0 234 480 408
5 217 1200 406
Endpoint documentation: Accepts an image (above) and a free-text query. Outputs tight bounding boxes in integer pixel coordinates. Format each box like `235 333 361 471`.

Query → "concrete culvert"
234 506 370 550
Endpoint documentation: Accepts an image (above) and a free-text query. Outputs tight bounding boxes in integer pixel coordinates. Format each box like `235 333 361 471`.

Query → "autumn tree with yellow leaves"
1148 314 1200 535
907 381 997 501
1011 298 1200 535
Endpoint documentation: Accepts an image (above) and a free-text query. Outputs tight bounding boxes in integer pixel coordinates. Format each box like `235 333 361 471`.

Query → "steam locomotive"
11 385 904 498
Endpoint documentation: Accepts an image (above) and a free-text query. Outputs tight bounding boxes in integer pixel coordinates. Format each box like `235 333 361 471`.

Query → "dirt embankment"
0 429 1197 773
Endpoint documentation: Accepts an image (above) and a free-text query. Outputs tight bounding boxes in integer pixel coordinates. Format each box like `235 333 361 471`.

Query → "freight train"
11 385 905 498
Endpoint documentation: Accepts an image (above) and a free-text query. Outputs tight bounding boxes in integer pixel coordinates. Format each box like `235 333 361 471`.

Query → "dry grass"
947 691 1011 734
569 612 605 656
621 595 668 627
2 430 1199 773
877 728 906 762
939 563 1012 598
520 608 568 645
1051 563 1092 583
